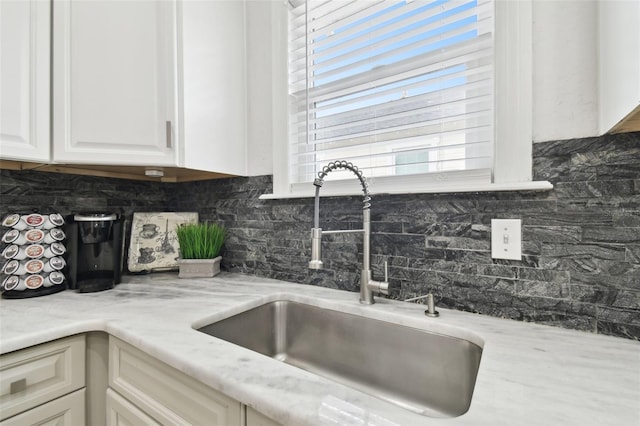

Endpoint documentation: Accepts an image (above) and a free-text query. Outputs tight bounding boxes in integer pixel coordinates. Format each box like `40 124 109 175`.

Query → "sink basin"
196 300 482 418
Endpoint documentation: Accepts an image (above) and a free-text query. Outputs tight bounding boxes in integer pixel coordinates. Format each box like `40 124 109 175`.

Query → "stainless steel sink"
197 300 482 418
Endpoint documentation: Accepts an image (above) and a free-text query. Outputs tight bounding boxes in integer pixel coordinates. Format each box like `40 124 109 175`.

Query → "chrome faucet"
308 161 389 305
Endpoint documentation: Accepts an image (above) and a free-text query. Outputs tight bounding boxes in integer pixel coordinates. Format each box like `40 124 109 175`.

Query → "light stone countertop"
1 272 639 426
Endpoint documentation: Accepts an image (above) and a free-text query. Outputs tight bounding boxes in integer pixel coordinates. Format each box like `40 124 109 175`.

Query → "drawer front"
109 337 242 426
0 335 85 421
0 388 85 426
106 388 160 426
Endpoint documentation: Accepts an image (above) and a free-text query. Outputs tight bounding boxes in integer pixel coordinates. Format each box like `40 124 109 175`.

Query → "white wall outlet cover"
491 219 522 260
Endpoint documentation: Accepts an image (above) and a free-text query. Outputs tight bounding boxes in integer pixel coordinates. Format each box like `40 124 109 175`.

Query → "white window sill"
259 180 553 200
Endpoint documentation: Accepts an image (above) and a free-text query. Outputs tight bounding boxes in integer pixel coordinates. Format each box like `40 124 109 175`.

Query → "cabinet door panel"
0 0 50 162
0 335 85 421
0 389 85 426
106 388 160 426
180 0 246 175
53 0 176 165
109 337 242 426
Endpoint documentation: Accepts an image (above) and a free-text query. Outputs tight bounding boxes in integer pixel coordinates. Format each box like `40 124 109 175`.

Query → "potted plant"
175 222 226 278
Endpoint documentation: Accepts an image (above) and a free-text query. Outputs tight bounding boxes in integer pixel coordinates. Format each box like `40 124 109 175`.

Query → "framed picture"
127 212 198 273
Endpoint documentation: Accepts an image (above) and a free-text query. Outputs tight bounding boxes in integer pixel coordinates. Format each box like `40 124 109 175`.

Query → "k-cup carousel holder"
1 211 68 299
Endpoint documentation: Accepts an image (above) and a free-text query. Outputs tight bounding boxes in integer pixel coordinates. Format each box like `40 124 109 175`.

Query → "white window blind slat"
292 119 493 162
291 61 493 123
290 5 493 87
290 37 492 116
289 0 495 184
307 1 489 66
289 0 459 61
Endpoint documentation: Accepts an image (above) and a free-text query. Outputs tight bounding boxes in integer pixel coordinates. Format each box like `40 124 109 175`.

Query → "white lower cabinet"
0 335 86 425
1 334 280 426
108 337 282 426
109 336 243 426
106 388 159 426
0 389 85 426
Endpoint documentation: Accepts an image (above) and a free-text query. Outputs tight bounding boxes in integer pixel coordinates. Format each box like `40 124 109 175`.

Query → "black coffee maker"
66 212 124 292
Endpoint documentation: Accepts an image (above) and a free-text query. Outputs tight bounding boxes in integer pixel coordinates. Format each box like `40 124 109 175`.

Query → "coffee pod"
43 256 66 273
43 242 66 258
24 244 45 260
2 229 21 244
43 228 66 244
25 229 45 244
2 275 22 291
24 274 44 290
2 214 27 230
2 260 20 275
2 244 20 260
22 213 45 228
25 259 45 274
42 213 65 230
43 271 65 287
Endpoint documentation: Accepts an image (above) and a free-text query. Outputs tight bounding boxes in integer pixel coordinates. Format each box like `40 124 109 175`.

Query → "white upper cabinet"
178 0 246 176
598 0 640 134
52 0 247 176
0 0 51 162
53 0 177 166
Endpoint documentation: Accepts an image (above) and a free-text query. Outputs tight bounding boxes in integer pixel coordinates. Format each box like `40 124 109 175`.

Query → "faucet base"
359 269 389 305
308 260 323 270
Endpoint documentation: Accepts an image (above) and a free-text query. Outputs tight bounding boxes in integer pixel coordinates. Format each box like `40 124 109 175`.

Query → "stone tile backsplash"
2 132 639 340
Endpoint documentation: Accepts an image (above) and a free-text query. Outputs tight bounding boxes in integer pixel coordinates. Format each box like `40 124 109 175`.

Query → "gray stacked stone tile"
2 132 639 340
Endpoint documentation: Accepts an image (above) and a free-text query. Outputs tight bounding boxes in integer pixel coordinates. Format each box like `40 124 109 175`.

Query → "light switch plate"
491 219 522 260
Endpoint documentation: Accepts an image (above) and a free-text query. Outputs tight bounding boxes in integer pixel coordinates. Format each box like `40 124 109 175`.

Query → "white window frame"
262 0 552 200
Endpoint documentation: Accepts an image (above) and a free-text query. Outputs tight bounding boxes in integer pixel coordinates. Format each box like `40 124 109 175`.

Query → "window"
262 0 550 199
289 0 494 187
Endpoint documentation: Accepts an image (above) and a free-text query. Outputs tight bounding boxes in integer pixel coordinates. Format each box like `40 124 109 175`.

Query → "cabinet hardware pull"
10 378 27 394
166 121 172 148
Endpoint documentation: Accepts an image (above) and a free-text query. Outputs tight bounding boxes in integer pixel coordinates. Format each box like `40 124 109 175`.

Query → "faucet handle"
383 260 388 282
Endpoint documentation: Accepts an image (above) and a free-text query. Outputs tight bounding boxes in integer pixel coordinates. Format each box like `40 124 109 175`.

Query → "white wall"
245 0 606 174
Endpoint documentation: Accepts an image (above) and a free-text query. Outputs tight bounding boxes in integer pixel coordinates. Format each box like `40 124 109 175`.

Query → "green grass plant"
176 223 226 259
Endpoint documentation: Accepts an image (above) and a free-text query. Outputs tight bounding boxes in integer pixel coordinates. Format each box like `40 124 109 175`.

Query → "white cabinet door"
0 389 85 426
179 0 246 175
109 337 242 426
106 389 160 426
0 335 86 421
598 0 640 133
0 0 50 162
53 0 177 166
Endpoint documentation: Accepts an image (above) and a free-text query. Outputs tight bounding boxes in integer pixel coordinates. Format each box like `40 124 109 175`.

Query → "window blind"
288 0 494 185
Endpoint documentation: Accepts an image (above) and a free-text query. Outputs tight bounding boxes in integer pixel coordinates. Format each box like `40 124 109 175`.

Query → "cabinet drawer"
106 388 160 426
109 337 242 426
0 335 85 421
0 388 85 426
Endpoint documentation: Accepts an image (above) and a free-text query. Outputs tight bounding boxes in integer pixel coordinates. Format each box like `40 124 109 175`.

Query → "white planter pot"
177 256 222 278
